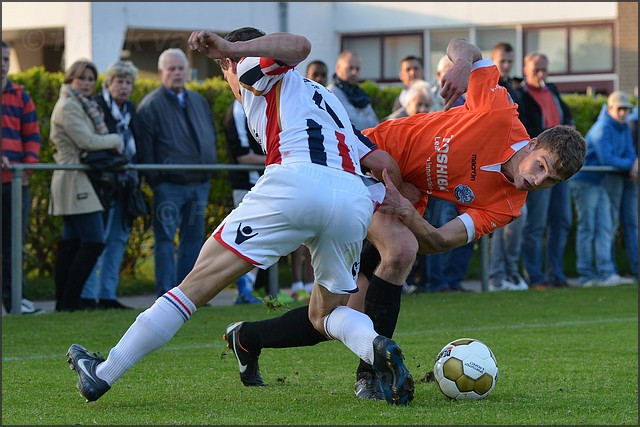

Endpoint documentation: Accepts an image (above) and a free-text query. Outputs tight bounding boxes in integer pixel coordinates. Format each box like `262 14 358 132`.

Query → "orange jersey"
363 59 530 241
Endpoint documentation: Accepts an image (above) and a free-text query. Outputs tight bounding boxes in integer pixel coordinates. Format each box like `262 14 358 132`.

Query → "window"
524 23 613 75
342 33 422 82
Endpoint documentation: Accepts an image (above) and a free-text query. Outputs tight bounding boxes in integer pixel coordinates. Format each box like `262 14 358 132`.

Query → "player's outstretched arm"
188 30 311 66
379 169 469 254
440 38 483 110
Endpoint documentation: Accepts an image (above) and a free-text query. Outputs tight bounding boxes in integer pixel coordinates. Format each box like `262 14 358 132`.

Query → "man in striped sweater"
2 39 43 314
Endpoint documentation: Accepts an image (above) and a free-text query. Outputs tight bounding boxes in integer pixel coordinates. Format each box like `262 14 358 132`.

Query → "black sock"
240 305 328 356
357 274 402 375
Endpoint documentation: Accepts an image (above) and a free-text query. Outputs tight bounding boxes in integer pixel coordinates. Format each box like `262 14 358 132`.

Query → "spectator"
515 52 574 290
621 105 638 278
490 42 521 100
429 55 466 112
570 93 637 287
422 54 473 293
305 60 328 86
327 50 379 130
392 55 424 111
222 99 264 305
1 40 43 314
488 42 528 292
385 79 432 121
583 91 637 286
136 48 218 297
80 60 141 309
48 59 121 311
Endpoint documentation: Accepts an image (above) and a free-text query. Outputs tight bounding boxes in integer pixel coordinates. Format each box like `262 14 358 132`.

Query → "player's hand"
188 30 230 59
378 169 415 220
440 58 471 111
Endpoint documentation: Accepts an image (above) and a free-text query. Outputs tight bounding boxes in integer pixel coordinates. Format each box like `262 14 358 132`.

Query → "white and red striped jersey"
237 57 377 176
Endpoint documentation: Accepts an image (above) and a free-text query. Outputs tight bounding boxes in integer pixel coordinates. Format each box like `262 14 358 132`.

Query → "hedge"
7 67 631 279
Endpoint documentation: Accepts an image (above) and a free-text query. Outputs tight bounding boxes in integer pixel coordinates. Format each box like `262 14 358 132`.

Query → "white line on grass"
3 316 637 362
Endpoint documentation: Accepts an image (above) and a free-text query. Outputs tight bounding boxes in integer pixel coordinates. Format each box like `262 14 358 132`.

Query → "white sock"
291 281 304 292
324 305 377 365
304 282 314 293
96 287 196 385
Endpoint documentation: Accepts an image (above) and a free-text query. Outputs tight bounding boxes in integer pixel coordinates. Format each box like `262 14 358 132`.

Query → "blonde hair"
103 60 138 87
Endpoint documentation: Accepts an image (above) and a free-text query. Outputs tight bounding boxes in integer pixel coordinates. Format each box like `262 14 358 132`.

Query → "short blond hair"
103 60 138 87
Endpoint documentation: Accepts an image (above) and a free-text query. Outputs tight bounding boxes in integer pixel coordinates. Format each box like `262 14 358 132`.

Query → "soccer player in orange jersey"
222 37 586 400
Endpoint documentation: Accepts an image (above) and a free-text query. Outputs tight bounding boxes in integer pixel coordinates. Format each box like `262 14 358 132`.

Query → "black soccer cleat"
371 336 415 405
354 370 385 401
66 344 111 402
223 322 265 386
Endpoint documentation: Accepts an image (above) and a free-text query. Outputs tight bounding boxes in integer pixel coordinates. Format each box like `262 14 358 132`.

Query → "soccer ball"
433 338 498 400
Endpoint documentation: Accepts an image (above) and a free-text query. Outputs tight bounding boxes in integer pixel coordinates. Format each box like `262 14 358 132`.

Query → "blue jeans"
570 180 615 282
153 181 210 296
603 173 639 275
489 203 527 283
62 211 105 243
620 179 638 275
81 200 132 300
423 198 474 291
522 180 572 285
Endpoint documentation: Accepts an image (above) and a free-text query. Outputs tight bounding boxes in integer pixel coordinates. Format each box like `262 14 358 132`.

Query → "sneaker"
66 344 111 402
578 278 599 288
354 370 385 401
488 280 507 292
371 336 414 405
597 273 635 287
507 274 529 291
234 293 262 305
20 298 44 315
223 322 265 386
291 288 311 302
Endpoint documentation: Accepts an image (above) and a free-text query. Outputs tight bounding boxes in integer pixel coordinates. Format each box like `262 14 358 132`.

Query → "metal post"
267 265 279 299
10 167 24 315
479 235 489 292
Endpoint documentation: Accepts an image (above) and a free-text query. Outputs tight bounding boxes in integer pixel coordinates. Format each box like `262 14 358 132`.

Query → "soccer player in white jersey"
66 27 415 405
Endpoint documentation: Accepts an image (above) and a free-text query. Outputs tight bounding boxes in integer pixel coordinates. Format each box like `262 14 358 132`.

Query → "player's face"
222 61 242 103
514 146 563 191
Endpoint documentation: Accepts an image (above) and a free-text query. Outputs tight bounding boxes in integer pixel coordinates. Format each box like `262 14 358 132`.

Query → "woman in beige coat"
49 60 120 311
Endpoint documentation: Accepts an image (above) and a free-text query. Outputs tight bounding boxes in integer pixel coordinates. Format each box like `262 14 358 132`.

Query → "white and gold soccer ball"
433 338 498 400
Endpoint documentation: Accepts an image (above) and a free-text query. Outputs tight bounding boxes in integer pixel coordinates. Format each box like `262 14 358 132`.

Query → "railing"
3 163 626 315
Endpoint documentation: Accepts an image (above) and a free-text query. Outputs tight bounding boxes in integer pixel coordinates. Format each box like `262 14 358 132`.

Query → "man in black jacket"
136 48 218 296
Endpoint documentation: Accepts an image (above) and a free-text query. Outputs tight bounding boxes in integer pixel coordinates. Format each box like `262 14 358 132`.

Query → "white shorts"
213 163 375 294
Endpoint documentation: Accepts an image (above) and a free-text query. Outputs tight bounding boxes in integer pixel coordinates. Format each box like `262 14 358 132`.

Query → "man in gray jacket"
136 48 218 296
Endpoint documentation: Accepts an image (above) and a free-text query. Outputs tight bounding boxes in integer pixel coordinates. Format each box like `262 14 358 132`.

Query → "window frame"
522 21 615 76
341 31 424 83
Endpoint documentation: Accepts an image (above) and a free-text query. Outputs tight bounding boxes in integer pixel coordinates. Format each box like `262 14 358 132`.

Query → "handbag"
80 149 130 208
79 149 129 170
122 176 149 220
